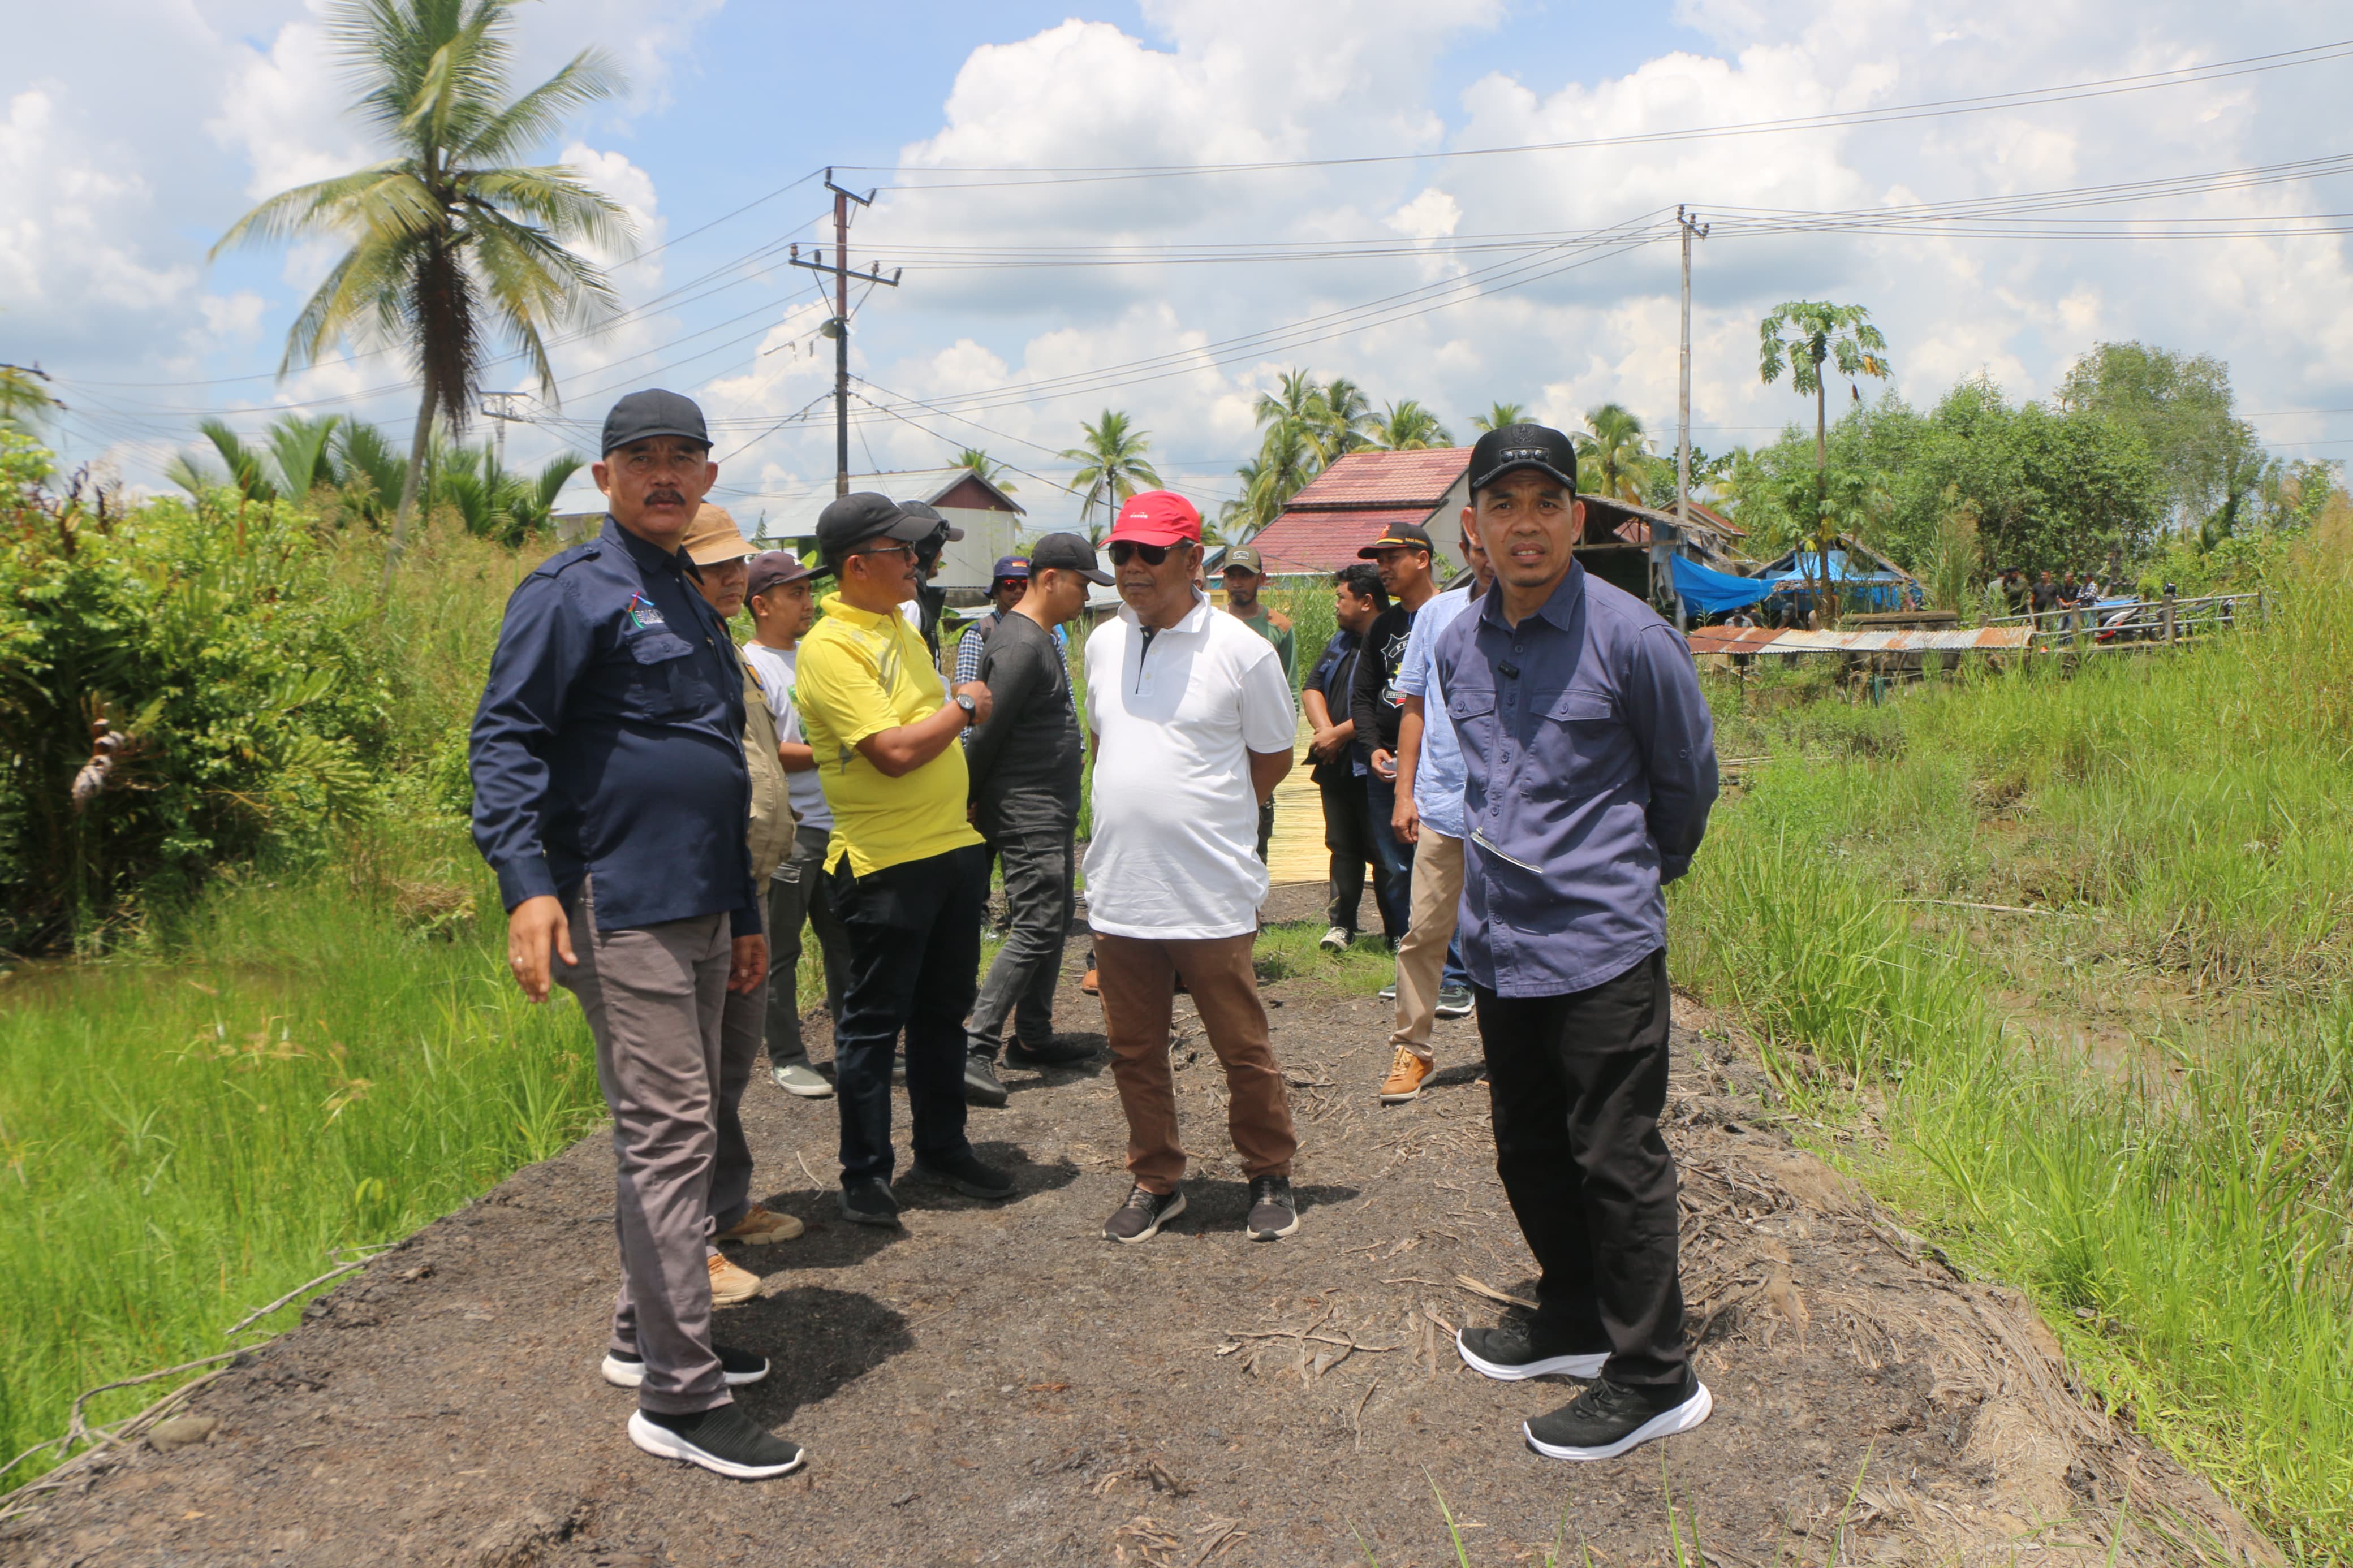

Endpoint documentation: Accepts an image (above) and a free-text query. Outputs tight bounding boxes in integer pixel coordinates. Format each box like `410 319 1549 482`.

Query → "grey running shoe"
1244 1175 1300 1241
770 1060 834 1098
1318 925 1351 953
628 1405 804 1479
1378 982 1398 1003
1523 1371 1713 1462
1456 1321 1609 1381
1434 984 1474 1019
1102 1185 1186 1243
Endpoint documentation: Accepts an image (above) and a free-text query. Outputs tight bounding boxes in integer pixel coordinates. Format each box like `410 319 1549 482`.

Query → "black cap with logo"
600 388 710 456
1027 530 1113 585
816 492 933 556
1467 422 1579 496
1357 520 1436 560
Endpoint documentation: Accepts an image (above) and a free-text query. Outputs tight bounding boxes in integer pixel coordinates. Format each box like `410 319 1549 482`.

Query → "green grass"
1671 554 2353 1561
0 826 607 1489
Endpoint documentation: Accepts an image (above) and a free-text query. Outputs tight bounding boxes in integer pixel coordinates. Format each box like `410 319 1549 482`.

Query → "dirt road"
2 893 2270 1566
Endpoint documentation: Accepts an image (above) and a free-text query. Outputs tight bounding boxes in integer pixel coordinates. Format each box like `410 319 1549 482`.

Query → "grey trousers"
764 822 849 1064
556 879 731 1415
709 971 768 1236
964 827 1074 1057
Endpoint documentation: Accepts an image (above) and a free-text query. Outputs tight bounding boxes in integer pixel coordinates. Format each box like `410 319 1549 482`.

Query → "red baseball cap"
1106 490 1202 547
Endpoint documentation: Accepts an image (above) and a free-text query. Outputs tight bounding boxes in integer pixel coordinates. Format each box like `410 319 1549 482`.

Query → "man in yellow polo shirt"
794 492 1010 1226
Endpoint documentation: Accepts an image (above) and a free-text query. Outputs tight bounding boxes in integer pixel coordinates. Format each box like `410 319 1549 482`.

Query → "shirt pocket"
1528 687 1623 802
620 630 705 719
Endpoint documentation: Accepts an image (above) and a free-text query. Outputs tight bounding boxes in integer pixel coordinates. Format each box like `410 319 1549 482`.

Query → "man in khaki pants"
471 390 804 1481
1081 491 1303 1245
679 505 805 1302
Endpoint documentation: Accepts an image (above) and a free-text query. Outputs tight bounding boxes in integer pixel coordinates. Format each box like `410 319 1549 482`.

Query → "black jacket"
964 612 1083 836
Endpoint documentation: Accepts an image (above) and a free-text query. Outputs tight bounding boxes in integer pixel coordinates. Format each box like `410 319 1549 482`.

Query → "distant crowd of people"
469 391 1721 1483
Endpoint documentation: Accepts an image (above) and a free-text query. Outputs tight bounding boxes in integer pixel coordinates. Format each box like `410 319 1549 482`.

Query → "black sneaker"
1434 984 1475 1020
627 1403 805 1480
1005 1035 1096 1067
840 1178 901 1227
910 1150 1015 1200
1244 1175 1299 1241
962 1050 1009 1107
1523 1371 1713 1462
1456 1321 1609 1381
602 1344 769 1389
1102 1185 1186 1243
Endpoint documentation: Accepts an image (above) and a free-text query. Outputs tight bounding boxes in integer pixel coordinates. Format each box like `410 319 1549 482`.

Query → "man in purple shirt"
1429 423 1719 1463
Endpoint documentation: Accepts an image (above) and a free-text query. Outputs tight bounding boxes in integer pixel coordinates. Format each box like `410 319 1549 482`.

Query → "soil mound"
2 893 2272 1566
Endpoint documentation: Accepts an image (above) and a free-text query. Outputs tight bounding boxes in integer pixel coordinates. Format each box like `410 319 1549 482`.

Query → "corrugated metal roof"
1688 625 2035 655
752 468 1024 539
1281 448 1469 509
1248 508 1415 573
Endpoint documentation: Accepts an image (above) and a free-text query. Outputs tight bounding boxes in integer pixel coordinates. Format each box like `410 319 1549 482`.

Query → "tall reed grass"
0 828 604 1489
1675 559 2353 1561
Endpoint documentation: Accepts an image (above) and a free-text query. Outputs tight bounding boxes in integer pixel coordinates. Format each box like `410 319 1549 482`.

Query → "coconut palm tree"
166 414 347 503
951 447 1015 494
1759 299 1891 621
1253 370 1325 452
1224 422 1317 541
1368 399 1453 451
1471 401 1529 433
1059 409 1162 539
0 364 59 437
1311 375 1378 464
1574 402 1654 503
214 0 635 589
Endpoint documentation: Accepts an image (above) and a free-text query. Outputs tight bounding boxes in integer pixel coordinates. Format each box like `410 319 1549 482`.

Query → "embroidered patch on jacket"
625 591 666 630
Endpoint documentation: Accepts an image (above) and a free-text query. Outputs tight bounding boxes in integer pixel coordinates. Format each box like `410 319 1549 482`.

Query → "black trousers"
1317 772 1397 938
1475 948 1687 1388
827 843 987 1186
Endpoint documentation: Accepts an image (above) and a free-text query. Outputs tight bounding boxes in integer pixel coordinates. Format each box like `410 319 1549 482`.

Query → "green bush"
0 436 396 949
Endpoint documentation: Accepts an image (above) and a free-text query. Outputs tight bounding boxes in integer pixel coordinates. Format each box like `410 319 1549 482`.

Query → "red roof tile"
1281 448 1468 510
1247 509 1417 574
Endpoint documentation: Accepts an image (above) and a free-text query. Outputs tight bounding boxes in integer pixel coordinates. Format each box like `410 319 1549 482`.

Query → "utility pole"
788 170 900 498
1672 206 1709 635
480 391 526 473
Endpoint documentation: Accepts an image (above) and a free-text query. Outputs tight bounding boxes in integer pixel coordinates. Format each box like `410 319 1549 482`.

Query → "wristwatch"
954 693 978 726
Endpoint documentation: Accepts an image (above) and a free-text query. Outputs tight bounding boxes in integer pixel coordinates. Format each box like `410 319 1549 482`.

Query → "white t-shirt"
1083 594 1297 940
740 640 833 833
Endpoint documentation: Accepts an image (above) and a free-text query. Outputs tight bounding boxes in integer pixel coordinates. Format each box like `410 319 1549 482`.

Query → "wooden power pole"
789 170 900 498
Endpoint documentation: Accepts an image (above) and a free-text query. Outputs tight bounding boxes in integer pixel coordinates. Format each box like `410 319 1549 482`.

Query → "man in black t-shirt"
960 532 1114 1105
1350 521 1438 948
2029 570 2065 631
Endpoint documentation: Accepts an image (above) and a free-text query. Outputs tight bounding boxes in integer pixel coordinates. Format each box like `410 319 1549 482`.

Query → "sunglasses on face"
854 542 917 564
1107 540 1174 567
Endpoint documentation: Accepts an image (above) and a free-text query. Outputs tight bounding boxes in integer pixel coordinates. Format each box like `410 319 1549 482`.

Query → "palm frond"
458 47 628 163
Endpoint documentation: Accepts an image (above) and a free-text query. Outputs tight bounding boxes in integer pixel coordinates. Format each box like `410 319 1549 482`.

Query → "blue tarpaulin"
1669 554 1774 614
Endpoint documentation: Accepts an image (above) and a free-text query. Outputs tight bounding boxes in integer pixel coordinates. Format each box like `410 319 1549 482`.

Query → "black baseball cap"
1358 520 1436 559
897 499 966 544
1468 422 1578 495
816 492 933 556
1028 531 1113 585
600 388 710 456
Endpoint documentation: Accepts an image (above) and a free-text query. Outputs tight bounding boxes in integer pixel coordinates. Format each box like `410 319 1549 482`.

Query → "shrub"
0 436 396 949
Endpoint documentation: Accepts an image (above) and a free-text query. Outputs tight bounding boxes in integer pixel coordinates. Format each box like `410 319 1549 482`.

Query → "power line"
851 38 2353 189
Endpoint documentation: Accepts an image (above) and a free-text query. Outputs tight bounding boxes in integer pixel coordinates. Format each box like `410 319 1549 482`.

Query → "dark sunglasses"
1107 540 1175 566
853 542 916 563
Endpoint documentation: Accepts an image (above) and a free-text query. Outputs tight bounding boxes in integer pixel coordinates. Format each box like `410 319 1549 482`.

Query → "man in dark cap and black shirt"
470 388 803 1481
1348 521 1440 945
959 532 1110 1103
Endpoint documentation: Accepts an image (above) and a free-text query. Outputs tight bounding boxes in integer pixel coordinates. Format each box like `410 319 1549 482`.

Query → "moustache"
646 488 685 506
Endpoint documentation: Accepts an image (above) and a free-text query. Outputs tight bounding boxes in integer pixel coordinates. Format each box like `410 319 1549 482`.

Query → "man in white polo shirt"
1083 491 1303 1245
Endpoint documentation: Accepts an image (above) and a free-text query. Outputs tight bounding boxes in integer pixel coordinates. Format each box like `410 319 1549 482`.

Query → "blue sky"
7 1 2351 534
